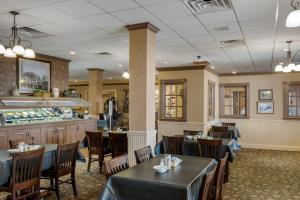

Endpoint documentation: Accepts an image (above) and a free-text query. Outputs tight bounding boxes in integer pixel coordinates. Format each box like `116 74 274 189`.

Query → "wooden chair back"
211 126 228 133
109 133 128 158
104 154 129 180
198 139 223 161
86 131 103 155
56 141 79 177
9 137 35 149
183 130 202 136
11 147 45 200
162 135 184 155
134 146 153 164
214 153 228 200
199 165 217 200
221 122 236 128
210 132 232 139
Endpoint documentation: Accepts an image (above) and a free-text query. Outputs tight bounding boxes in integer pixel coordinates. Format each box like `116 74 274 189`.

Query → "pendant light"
286 0 300 27
0 11 35 58
275 41 299 73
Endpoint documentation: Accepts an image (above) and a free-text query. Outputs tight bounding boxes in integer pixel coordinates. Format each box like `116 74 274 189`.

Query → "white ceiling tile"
53 19 99 33
81 13 125 28
145 1 191 20
53 0 105 18
0 0 64 10
197 10 236 25
112 8 156 24
185 35 215 44
162 15 201 29
135 0 178 6
207 22 241 34
87 0 139 12
22 6 74 22
213 31 243 41
174 26 208 37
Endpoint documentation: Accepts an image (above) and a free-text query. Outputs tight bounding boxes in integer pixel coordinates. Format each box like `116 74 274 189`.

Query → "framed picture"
257 101 274 114
18 58 51 94
259 89 273 100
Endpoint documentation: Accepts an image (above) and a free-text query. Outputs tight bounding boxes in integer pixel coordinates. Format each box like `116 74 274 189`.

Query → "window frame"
159 79 187 121
208 80 215 121
219 82 250 119
283 81 300 120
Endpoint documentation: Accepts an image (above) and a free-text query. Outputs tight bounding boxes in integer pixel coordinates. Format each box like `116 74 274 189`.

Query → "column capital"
87 68 104 72
125 22 160 33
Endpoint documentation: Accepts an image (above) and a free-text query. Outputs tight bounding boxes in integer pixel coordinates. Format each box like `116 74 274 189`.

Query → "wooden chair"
198 164 217 200
210 132 232 139
104 154 129 180
213 153 228 200
41 141 79 200
134 146 153 164
198 139 223 161
109 133 128 158
211 126 228 133
221 122 236 128
9 137 35 149
183 130 202 136
0 147 45 200
162 135 184 155
86 131 109 172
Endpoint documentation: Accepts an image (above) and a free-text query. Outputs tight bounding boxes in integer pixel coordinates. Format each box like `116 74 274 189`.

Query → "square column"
87 68 104 116
126 22 160 165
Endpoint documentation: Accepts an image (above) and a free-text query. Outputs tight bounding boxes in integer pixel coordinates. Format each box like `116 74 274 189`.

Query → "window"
283 82 300 119
160 79 186 121
208 81 215 121
219 83 250 118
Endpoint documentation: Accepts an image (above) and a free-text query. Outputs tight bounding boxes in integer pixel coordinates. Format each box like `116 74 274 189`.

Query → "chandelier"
0 11 35 58
275 41 300 72
286 0 300 27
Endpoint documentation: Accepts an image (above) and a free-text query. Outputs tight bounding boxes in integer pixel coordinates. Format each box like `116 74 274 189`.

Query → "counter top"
0 118 96 128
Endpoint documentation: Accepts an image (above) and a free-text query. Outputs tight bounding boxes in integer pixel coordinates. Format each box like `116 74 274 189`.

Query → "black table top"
112 154 214 188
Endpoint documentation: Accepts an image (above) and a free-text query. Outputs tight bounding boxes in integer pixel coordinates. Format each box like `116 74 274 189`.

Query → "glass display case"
0 97 91 125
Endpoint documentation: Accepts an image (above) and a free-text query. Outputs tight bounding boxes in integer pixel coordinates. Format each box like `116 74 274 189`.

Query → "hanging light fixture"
122 68 129 79
286 0 300 27
0 11 35 58
274 41 299 73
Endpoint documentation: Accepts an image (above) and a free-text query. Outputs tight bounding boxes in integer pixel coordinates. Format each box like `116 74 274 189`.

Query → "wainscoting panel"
157 121 204 141
221 119 300 151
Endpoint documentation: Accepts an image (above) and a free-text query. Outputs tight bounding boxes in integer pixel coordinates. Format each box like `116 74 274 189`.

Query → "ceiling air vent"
214 25 229 32
18 27 48 38
184 0 232 14
218 39 245 48
95 52 113 58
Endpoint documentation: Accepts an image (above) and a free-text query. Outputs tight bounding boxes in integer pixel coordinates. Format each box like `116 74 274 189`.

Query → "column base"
127 130 157 166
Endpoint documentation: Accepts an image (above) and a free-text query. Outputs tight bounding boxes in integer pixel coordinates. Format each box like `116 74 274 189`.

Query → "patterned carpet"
1 148 300 200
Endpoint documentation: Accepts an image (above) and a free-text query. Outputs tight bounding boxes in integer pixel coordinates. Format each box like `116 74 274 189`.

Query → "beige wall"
219 73 300 151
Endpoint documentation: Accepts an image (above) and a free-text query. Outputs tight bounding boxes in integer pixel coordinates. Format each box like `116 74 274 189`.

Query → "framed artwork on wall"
258 89 273 100
18 58 51 94
257 101 274 114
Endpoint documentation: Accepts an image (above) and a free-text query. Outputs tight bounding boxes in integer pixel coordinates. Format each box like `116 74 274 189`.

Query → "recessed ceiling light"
283 48 289 51
118 64 123 67
108 77 112 80
232 71 237 74
210 66 215 69
163 61 168 64
70 51 76 55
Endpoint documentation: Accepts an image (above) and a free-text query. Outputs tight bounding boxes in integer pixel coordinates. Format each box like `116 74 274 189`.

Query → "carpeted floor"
1 148 300 200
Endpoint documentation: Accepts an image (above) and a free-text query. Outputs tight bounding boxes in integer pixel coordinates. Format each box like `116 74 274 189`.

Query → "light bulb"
13 44 25 55
295 64 300 72
0 44 5 54
23 48 35 58
4 48 16 58
288 63 296 71
283 66 291 73
286 10 300 27
275 64 283 72
122 71 129 79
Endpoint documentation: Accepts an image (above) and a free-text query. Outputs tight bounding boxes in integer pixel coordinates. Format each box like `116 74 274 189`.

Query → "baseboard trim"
241 143 300 151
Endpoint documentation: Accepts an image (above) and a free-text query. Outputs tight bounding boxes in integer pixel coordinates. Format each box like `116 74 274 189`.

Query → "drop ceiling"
0 0 299 80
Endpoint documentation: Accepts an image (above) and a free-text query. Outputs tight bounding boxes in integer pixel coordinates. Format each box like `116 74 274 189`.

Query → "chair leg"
99 155 104 173
87 154 91 172
55 178 60 200
50 178 54 188
71 174 78 197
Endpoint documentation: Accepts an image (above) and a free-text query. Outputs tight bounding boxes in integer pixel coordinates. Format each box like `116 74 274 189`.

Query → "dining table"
99 154 216 200
0 144 85 186
155 137 236 162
